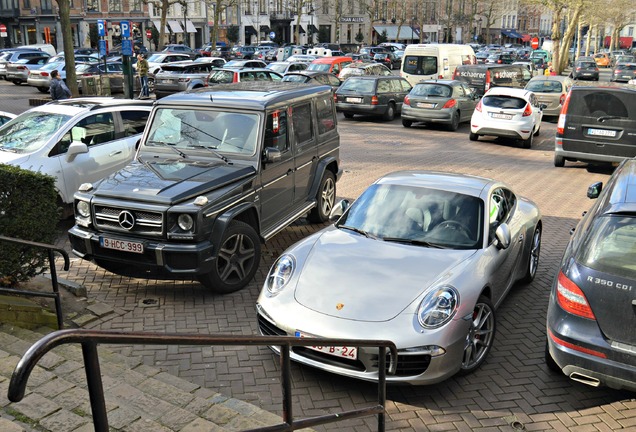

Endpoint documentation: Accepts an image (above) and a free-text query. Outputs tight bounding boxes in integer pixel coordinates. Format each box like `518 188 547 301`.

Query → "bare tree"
55 0 77 96
208 0 239 47
479 0 502 45
145 0 185 50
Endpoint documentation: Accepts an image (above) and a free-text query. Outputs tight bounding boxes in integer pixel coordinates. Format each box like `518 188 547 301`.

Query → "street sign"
531 37 539 50
0 23 7 37
146 29 152 39
98 39 108 57
269 31 275 40
97 19 107 37
121 21 131 38
122 39 133 56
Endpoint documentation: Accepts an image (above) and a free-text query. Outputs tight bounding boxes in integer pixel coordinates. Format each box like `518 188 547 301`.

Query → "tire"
554 154 565 167
521 130 533 149
459 295 496 375
37 87 48 93
383 103 395 121
448 111 460 131
12 80 21 86
343 112 354 119
469 132 479 141
198 221 261 294
308 170 336 223
521 225 541 284
402 119 412 128
148 77 155 93
545 341 561 373
534 124 541 136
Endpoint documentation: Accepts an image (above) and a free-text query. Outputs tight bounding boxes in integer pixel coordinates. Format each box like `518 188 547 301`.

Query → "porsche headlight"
417 286 459 328
76 200 90 218
266 254 295 295
177 214 194 231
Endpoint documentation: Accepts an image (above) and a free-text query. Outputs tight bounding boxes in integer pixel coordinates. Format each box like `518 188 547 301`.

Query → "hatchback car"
281 70 342 93
27 61 68 92
0 50 51 80
470 87 545 149
162 44 200 59
335 76 412 121
554 83 636 167
141 53 192 75
486 52 516 64
524 75 573 117
5 56 49 85
337 62 392 81
570 59 600 81
402 80 479 131
593 53 611 68
610 63 636 82
224 59 267 69
207 67 283 85
266 61 308 75
154 61 217 98
373 52 401 70
256 170 541 385
0 98 152 214
230 46 257 59
546 158 636 392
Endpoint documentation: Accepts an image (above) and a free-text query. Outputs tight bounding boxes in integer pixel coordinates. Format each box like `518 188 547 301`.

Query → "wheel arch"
210 202 260 247
307 157 339 200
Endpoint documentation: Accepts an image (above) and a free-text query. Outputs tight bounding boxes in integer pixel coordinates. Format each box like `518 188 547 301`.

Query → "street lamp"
411 16 415 43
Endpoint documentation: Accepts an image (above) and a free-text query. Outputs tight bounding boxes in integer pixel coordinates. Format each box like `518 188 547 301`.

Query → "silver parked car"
154 60 218 98
5 56 49 85
257 170 542 385
401 80 479 131
524 75 573 117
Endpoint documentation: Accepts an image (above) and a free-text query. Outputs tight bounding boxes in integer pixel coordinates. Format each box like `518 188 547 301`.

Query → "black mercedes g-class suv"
69 82 341 293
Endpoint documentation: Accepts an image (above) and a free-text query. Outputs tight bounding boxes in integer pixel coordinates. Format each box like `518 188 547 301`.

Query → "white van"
400 44 475 86
21 43 56 56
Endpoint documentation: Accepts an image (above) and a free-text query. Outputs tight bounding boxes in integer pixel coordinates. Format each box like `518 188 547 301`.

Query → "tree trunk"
56 0 78 96
159 2 168 51
584 24 593 56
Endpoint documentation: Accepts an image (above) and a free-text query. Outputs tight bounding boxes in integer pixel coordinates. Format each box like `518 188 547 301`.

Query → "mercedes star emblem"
118 211 135 230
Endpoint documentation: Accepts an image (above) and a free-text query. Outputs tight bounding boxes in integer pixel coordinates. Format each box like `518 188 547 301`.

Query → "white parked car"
469 87 545 149
0 98 152 215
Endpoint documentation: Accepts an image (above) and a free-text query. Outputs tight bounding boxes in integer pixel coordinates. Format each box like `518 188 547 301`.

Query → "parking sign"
97 20 107 37
121 21 130 38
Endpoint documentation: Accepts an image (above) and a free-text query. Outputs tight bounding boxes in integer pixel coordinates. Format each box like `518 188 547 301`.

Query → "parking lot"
1 77 635 431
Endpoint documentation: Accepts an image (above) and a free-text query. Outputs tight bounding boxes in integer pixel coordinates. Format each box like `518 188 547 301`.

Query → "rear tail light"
232 74 239 83
615 69 622 74
40 72 49 77
442 99 457 109
559 94 565 106
475 100 482 112
556 91 571 136
178 78 191 82
548 328 607 358
452 67 457 77
555 271 596 320
485 70 491 91
438 74 444 79
17 66 27 70
404 95 411 106
576 67 581 71
371 95 379 105
522 103 532 117
497 59 502 64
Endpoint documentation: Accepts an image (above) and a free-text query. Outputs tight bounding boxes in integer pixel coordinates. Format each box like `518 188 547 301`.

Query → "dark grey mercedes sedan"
546 158 636 392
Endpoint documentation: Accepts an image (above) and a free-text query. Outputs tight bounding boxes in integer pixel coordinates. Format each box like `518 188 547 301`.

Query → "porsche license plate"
295 331 358 359
346 97 362 103
100 237 144 254
491 113 512 120
588 128 616 137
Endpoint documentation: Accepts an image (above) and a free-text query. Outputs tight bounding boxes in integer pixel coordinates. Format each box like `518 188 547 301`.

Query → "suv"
337 62 392 81
154 61 218 98
68 82 342 294
335 75 412 121
554 83 636 167
453 64 532 97
570 59 599 81
162 44 200 59
230 46 257 59
0 98 152 215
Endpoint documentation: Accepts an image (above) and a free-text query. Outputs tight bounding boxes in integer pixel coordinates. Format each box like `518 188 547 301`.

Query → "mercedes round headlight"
177 214 194 231
77 200 90 218
417 286 459 328
266 254 296 295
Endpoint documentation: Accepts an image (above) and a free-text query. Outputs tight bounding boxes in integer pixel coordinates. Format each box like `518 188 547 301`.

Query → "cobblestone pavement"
2 79 635 431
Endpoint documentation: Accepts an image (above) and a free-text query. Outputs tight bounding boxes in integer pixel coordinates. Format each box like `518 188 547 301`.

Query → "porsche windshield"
0 111 72 153
337 184 484 249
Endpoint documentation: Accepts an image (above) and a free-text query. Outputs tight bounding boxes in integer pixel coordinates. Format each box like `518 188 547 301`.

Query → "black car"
162 44 200 59
68 82 341 294
546 157 636 392
610 63 636 82
570 59 600 81
335 75 412 121
373 52 401 70
554 83 636 167
281 70 342 93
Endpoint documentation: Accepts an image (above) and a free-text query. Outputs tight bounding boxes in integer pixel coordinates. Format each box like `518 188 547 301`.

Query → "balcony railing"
9 329 398 432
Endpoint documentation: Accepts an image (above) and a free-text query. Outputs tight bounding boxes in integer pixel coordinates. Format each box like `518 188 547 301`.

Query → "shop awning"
260 25 270 33
245 25 257 36
152 20 168 33
293 25 306 34
373 25 419 40
183 20 196 33
501 29 523 39
308 24 319 34
168 20 184 33
521 34 531 42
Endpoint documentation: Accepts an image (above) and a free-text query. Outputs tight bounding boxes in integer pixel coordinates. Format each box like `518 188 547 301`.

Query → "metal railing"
0 235 69 329
9 329 398 432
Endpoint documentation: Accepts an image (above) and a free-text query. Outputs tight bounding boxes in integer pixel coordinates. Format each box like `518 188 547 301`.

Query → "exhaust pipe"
570 372 601 387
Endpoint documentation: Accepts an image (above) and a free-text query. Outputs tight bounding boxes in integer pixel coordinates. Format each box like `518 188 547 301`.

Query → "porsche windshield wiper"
338 225 378 239
382 237 446 248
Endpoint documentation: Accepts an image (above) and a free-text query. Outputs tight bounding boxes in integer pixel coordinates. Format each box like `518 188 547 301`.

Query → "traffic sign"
146 29 152 39
121 21 131 38
122 39 133 56
0 23 7 37
531 37 539 50
97 19 107 37
98 39 108 57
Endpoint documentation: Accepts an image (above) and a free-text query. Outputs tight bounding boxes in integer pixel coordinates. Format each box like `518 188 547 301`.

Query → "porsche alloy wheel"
522 226 541 283
460 296 496 374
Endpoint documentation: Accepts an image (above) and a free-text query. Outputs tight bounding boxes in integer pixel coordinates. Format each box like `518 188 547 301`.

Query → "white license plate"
417 102 435 108
161 79 173 84
588 128 617 137
491 113 513 120
345 97 362 103
100 237 144 254
295 331 358 360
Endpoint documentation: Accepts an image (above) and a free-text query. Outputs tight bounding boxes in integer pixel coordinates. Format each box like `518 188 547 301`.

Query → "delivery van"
453 64 532 97
400 44 476 86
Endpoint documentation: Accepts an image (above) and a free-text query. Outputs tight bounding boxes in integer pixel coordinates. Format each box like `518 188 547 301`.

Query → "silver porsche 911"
256 171 542 385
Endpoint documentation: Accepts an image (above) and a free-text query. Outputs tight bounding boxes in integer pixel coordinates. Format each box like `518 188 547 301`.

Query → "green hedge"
0 164 59 287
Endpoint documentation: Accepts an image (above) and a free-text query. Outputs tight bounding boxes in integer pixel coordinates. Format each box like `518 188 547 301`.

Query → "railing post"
81 342 109 432
280 344 293 427
47 249 63 329
378 347 387 432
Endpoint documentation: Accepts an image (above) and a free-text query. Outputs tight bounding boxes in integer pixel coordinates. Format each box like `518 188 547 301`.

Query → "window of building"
86 0 99 12
109 0 122 12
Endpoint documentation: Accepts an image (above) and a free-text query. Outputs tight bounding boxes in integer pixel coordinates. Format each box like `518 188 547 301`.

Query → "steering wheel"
433 220 472 238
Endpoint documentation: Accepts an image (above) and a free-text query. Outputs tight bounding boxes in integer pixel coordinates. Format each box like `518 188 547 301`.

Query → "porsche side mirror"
329 199 350 222
587 181 603 199
495 223 511 249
